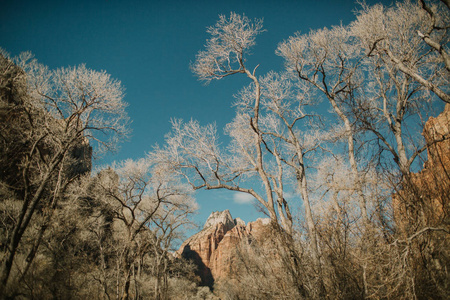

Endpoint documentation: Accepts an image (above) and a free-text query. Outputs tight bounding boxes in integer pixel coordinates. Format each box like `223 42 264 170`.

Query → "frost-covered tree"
156 13 300 235
277 0 449 204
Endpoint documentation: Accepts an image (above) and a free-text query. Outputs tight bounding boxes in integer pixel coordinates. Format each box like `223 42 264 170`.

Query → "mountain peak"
203 209 234 229
234 217 246 227
179 211 273 287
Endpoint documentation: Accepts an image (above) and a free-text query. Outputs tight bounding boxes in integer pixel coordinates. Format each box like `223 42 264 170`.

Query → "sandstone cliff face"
394 104 450 233
178 210 271 287
422 104 450 176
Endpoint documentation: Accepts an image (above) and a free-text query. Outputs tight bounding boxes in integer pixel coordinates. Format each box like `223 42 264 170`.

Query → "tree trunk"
0 151 64 296
121 250 132 300
393 121 410 176
296 167 326 298
121 270 131 300
329 96 369 224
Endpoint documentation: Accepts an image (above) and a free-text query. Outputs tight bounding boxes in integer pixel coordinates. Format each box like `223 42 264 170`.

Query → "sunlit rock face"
422 104 450 173
393 104 450 234
203 209 235 231
178 210 271 287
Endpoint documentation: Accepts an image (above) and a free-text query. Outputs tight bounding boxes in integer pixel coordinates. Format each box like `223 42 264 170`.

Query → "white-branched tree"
0 51 129 296
87 157 197 300
159 3 449 298
154 13 329 297
276 1 449 298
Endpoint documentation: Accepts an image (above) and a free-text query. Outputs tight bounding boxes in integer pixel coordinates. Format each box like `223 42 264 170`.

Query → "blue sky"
1 0 393 233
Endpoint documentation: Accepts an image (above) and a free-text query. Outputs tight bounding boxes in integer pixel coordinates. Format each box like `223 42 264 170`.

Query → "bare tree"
418 0 450 72
191 13 264 82
235 72 329 294
90 157 196 300
154 13 331 297
276 2 449 298
277 25 371 225
351 0 449 103
156 13 288 230
0 52 129 296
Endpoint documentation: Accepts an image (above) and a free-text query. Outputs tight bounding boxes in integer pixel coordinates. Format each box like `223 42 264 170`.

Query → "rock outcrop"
393 104 450 233
422 104 450 179
178 210 271 287
202 209 235 231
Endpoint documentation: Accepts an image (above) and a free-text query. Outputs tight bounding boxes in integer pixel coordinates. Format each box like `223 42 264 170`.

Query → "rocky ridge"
178 209 271 287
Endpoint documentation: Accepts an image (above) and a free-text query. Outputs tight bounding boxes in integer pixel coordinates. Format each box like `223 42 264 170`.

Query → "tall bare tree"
156 13 330 297
277 25 371 225
0 52 129 296
159 13 286 228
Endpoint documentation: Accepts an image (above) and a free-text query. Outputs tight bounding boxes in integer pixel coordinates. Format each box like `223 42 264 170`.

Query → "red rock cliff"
394 104 450 233
178 210 271 287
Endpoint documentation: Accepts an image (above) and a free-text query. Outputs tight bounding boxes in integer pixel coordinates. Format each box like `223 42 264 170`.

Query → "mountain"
177 209 272 287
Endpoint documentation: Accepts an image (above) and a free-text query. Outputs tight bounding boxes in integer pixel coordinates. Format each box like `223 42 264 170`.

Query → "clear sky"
1 0 393 234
